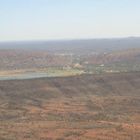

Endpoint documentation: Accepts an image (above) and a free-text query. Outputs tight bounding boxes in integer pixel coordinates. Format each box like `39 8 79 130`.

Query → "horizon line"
0 36 140 43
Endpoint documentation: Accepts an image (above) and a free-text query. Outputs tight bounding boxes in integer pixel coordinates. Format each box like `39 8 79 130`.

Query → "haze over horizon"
1 0 140 41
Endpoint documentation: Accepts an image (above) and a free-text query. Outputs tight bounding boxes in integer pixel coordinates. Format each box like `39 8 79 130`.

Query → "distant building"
73 63 83 69
100 64 104 67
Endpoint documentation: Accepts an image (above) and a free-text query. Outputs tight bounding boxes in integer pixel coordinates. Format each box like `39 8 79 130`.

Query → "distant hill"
1 46 140 72
0 50 72 70
1 37 140 72
1 37 140 54
84 48 140 64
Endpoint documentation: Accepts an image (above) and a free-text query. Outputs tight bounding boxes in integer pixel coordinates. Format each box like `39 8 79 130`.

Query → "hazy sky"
0 0 140 41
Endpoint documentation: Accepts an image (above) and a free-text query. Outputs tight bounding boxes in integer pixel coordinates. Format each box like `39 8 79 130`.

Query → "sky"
0 0 140 41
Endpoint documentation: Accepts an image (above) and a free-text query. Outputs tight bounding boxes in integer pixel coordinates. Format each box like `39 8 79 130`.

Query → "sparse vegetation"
0 72 139 139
